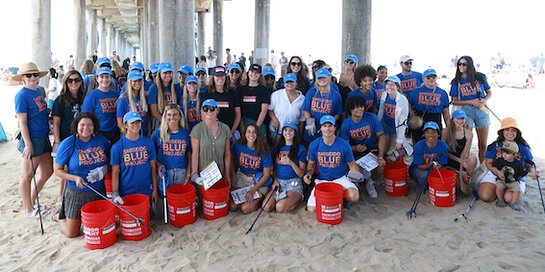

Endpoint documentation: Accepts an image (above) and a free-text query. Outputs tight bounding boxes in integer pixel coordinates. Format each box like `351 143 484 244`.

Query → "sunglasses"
202 106 216 112
230 70 240 74
265 75 275 79
290 62 302 67
345 60 355 65
24 73 40 78
66 77 82 84
458 63 468 67
425 76 436 80
403 61 412 66
196 72 206 76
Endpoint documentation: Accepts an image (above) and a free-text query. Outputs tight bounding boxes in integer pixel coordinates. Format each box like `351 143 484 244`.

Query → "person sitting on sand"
490 141 527 210
304 115 363 212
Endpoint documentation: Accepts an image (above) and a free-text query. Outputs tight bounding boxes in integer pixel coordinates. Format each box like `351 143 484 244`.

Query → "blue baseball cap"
128 70 143 81
201 99 218 108
196 67 207 75
263 67 275 76
282 121 298 131
212 66 226 76
345 54 358 63
185 75 198 84
228 63 241 72
150 63 159 74
422 68 437 78
316 67 331 79
452 109 467 119
423 121 440 131
129 61 144 72
178 65 194 75
95 57 111 67
319 115 335 126
123 111 143 123
158 62 174 73
385 75 401 86
283 73 297 83
95 67 113 76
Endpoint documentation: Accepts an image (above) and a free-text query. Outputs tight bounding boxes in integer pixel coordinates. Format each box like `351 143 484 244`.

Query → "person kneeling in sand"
409 121 449 186
490 141 527 211
304 115 363 212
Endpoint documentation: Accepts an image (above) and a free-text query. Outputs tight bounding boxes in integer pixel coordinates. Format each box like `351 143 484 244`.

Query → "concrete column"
115 30 121 59
31 0 51 85
213 0 223 66
87 9 98 58
107 24 115 57
180 0 195 66
141 0 148 65
99 18 107 57
73 0 86 68
159 0 186 68
197 12 206 57
254 0 270 66
342 0 371 64
148 0 159 64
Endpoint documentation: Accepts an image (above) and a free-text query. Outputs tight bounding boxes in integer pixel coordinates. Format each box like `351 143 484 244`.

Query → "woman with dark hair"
340 96 385 198
47 67 59 110
373 65 388 100
181 76 201 130
347 64 380 114
226 63 243 91
54 112 110 237
263 122 306 213
238 64 269 136
450 56 492 162
230 124 273 214
478 117 539 206
277 56 311 95
338 54 359 105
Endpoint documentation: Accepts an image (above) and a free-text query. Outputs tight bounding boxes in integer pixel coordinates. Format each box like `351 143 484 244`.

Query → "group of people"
13 52 540 239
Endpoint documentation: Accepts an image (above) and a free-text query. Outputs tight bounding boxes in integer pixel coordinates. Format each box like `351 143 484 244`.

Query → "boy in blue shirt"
409 121 449 186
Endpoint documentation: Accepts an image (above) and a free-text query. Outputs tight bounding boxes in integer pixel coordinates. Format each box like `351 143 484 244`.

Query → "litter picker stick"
161 167 168 224
482 104 501 122
454 188 479 222
30 159 45 235
527 160 545 214
246 186 279 235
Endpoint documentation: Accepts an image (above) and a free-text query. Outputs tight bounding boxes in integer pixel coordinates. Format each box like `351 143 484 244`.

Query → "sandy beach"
1 80 545 271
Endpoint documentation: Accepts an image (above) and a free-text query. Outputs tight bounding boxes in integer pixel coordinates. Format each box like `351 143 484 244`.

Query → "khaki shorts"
234 171 270 196
496 179 521 192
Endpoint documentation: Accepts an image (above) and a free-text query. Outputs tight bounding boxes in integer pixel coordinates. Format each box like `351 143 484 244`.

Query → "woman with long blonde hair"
182 75 201 130
148 62 182 129
116 70 150 136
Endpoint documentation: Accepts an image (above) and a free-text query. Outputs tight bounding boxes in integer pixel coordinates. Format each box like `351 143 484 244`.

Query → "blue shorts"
381 119 396 137
460 105 490 128
17 137 52 157
276 177 304 201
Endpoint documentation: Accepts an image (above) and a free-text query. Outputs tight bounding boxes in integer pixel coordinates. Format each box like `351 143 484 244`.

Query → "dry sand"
1 80 545 271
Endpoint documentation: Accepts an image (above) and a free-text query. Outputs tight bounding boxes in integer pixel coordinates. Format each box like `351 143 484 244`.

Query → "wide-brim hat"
12 62 48 81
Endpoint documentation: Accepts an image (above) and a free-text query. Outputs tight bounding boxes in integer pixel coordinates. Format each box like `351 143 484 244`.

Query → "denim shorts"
276 177 304 201
381 120 396 137
17 137 52 157
460 105 490 128
167 168 187 185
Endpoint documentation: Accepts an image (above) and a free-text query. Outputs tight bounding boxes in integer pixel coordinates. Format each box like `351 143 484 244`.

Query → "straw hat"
12 62 48 81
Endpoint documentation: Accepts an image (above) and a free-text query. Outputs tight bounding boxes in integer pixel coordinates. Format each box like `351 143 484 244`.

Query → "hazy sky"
1 0 543 75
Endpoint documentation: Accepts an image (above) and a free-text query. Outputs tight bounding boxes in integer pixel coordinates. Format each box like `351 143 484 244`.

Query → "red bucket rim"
81 200 115 214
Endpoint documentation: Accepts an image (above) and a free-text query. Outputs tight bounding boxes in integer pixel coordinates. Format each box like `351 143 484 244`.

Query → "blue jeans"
410 167 430 186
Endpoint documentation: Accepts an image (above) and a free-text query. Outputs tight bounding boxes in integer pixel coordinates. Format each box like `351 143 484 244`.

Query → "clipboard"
230 186 260 205
355 153 379 172
201 161 223 190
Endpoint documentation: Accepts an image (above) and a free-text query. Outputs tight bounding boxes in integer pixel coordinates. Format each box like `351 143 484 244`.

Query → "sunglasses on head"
202 106 216 112
458 63 468 67
404 61 412 66
290 62 302 67
24 73 40 78
66 77 82 83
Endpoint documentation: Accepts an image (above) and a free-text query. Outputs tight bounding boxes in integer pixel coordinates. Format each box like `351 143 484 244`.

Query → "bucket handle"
432 163 446 185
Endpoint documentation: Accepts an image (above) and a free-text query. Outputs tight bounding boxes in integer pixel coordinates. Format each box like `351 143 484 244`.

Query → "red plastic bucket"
428 169 456 207
384 159 408 197
202 179 229 220
81 200 117 250
314 183 344 225
167 184 197 227
104 172 112 199
119 194 151 240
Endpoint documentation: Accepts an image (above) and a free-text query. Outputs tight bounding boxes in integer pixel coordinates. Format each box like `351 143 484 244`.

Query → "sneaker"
510 203 521 211
497 199 506 208
366 179 378 198
23 211 40 220
33 204 48 213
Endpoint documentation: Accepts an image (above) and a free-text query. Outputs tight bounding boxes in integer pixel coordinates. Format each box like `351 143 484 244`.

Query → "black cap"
249 63 262 73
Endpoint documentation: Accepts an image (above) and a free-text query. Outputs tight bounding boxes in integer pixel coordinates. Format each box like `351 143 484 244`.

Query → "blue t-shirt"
116 94 149 136
147 84 183 106
183 100 200 130
396 71 423 96
373 81 386 100
274 144 307 180
340 113 384 150
110 135 157 196
449 78 491 101
308 137 355 181
408 85 450 113
14 87 50 138
382 95 397 127
55 135 111 192
409 139 449 172
347 88 379 111
232 143 273 186
302 87 343 142
82 89 119 132
151 129 191 170
485 141 533 165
